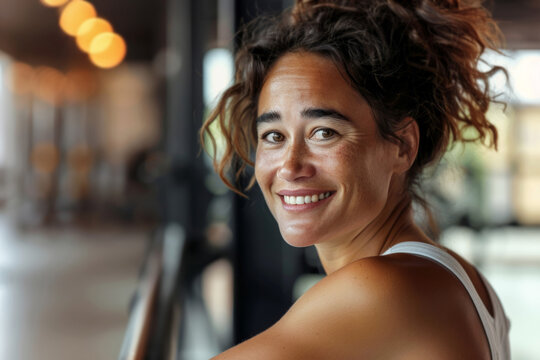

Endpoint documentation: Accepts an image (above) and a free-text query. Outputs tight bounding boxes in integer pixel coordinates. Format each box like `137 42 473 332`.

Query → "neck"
314 192 432 274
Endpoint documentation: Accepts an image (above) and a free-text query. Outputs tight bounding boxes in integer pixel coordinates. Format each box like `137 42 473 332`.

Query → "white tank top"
382 241 511 360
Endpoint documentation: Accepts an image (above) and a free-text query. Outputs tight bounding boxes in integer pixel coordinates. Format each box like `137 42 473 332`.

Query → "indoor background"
0 0 538 359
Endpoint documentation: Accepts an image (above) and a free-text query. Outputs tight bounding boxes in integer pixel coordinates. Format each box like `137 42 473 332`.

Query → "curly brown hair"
201 0 505 202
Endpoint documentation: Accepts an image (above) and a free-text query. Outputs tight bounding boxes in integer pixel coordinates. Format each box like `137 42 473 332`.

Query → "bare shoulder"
278 254 490 359
213 254 490 360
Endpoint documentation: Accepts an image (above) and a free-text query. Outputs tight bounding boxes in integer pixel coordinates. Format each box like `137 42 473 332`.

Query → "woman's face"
255 52 401 248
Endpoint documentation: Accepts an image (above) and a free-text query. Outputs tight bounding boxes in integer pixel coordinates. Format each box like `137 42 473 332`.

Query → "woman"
201 0 511 358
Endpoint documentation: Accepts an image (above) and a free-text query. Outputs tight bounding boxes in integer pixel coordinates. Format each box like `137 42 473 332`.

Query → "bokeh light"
64 68 98 101
40 0 70 7
89 32 127 69
34 66 66 104
76 18 113 53
59 0 97 36
5 62 35 96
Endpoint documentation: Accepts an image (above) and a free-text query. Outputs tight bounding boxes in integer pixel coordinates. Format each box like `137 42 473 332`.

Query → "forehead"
258 52 368 114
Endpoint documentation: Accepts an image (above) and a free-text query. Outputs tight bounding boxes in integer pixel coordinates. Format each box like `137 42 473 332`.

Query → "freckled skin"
255 52 401 253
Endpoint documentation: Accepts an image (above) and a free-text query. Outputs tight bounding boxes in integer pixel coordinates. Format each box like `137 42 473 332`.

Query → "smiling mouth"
283 192 332 205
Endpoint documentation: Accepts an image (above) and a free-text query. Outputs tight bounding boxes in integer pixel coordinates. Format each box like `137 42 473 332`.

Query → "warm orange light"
89 32 127 69
40 0 70 7
34 66 66 104
5 62 35 95
76 18 113 53
59 0 97 36
64 68 98 101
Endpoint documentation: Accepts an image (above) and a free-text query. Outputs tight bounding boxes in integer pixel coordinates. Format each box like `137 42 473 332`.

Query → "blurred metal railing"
118 224 186 360
118 241 163 360
118 221 229 360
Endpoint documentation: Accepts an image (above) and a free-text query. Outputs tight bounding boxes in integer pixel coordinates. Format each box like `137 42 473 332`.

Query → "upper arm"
212 259 417 360
212 256 488 360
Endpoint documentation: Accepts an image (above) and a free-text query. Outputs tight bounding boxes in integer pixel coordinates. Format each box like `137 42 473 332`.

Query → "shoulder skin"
212 254 490 360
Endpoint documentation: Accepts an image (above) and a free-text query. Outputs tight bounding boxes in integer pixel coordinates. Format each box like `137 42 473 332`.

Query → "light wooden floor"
0 212 147 360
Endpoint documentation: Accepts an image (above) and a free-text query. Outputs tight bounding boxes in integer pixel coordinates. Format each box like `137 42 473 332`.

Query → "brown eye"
263 131 285 143
313 128 336 140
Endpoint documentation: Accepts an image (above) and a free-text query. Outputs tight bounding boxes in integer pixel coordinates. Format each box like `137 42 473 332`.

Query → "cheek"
255 149 267 182
254 148 275 188
254 158 265 188
318 142 365 177
325 141 393 194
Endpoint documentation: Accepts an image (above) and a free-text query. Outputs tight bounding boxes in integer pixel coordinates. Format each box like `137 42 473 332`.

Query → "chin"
279 227 321 248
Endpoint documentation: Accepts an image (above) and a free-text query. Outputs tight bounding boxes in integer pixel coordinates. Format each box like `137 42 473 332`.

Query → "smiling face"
255 52 404 248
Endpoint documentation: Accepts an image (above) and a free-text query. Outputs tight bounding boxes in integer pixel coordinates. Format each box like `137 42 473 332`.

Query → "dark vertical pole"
164 0 210 231
232 0 306 344
145 1 192 358
165 0 192 224
146 0 212 358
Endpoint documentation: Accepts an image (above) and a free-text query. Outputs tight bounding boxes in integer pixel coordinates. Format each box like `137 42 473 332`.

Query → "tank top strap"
381 241 499 359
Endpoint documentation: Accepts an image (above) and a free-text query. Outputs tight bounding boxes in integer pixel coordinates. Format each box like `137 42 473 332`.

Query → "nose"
277 141 316 181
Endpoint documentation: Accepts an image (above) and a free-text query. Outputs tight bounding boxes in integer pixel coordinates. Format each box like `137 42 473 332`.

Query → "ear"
393 117 419 174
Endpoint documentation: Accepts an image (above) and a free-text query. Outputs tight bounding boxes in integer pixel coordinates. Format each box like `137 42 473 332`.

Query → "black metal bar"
144 0 214 357
230 0 308 344
118 235 164 360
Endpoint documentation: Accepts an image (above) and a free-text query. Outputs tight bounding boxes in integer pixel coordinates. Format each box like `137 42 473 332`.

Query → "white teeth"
283 192 331 205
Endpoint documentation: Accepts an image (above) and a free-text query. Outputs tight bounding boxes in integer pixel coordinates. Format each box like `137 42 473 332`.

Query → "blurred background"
0 0 538 359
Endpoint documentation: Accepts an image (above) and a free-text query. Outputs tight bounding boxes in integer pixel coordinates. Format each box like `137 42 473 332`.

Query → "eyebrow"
255 107 350 124
301 108 350 122
255 111 281 124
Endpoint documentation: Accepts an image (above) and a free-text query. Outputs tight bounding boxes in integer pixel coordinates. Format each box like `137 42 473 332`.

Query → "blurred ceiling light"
59 0 97 36
64 68 97 101
88 32 127 69
5 62 35 96
34 66 66 104
40 0 70 7
76 18 113 53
